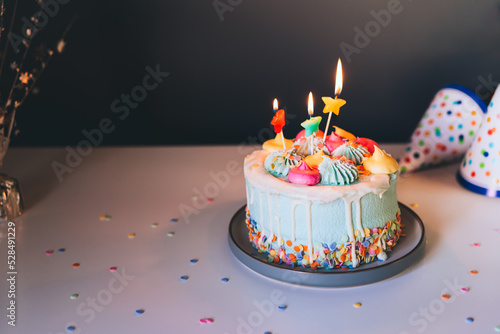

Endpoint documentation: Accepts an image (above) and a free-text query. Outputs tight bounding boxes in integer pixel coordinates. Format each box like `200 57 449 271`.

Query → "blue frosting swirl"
264 151 301 177
331 143 368 165
318 156 359 185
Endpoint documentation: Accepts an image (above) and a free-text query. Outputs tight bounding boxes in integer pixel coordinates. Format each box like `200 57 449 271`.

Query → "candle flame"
273 98 278 111
335 58 343 97
308 92 313 116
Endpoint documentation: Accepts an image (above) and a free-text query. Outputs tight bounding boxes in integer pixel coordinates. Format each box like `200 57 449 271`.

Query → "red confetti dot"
109 266 117 272
72 263 80 268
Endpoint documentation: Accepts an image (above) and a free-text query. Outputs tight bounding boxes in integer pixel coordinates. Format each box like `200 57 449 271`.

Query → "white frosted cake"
243 128 402 269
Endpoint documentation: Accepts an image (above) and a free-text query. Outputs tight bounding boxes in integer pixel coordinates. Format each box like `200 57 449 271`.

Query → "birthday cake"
243 96 402 270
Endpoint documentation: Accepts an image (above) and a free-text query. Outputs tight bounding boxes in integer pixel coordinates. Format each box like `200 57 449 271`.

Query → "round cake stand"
228 202 426 288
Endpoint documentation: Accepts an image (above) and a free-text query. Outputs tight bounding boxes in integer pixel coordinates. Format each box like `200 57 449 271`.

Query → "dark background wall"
7 0 500 147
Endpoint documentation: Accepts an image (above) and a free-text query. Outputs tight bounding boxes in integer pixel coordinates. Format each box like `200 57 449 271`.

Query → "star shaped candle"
301 92 322 137
322 59 347 141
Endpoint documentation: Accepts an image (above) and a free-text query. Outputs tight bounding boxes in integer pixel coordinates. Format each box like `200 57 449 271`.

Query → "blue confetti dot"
278 305 287 311
447 110 452 115
453 100 462 105
449 136 454 142
362 241 370 247
330 242 337 250
170 218 178 223
264 332 272 334
221 277 229 283
490 142 495 148
413 152 420 159
405 146 411 152
58 248 66 253
135 309 145 315
484 151 489 157
465 317 474 323
458 124 463 129
469 159 472 165
189 259 198 264
180 275 189 281
66 326 76 332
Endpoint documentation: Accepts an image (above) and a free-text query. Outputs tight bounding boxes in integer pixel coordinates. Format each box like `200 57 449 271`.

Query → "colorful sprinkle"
189 259 198 264
441 294 450 300
66 326 76 332
70 293 79 299
411 203 419 208
278 305 287 311
221 277 229 283
199 318 214 324
353 302 362 308
128 233 136 239
465 317 474 323
472 243 480 247
470 270 478 275
170 218 178 223
151 222 159 228
167 232 175 237
135 309 145 315
180 275 189 281
461 287 469 293
99 214 111 221
72 263 80 268
207 198 214 203
109 266 117 272
45 250 54 256
58 248 66 253
264 332 272 334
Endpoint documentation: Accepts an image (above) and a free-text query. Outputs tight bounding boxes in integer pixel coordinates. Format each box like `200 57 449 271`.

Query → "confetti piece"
167 232 175 237
221 277 229 283
472 243 481 247
264 332 272 334
278 305 287 311
72 263 80 268
66 326 76 332
199 318 214 324
99 215 111 221
470 270 478 275
207 198 214 203
411 203 419 208
190 259 198 264
58 248 66 253
441 294 451 300
170 218 178 223
45 250 54 256
465 317 474 323
109 267 117 272
180 275 189 281
461 287 469 293
135 309 145 316
151 223 159 228
353 302 362 308
128 233 136 239
70 294 79 300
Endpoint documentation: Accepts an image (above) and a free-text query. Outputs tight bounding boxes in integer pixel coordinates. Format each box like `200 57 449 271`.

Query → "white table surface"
1 144 499 334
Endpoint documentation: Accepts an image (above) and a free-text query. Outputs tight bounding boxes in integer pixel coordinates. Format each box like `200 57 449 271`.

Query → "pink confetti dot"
199 318 214 324
109 267 117 272
461 287 470 293
473 243 481 247
45 250 54 256
207 198 214 203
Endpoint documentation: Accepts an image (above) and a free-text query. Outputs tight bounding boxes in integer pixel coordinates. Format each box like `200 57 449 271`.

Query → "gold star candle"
322 59 347 141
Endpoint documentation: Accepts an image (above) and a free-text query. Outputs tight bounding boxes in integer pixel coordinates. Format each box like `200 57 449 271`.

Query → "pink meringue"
325 132 344 153
288 161 320 186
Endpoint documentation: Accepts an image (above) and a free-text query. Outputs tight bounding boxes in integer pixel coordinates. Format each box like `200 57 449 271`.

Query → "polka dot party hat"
457 84 500 197
399 84 487 173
